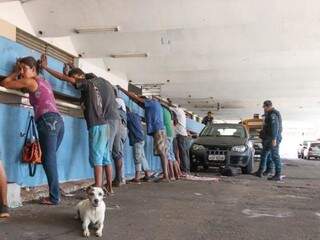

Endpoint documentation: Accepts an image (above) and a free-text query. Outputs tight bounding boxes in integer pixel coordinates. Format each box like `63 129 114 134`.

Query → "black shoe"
254 170 263 178
263 170 273 176
0 204 10 218
268 174 281 181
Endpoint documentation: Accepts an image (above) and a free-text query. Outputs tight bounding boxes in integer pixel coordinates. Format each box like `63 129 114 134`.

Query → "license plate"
208 155 225 161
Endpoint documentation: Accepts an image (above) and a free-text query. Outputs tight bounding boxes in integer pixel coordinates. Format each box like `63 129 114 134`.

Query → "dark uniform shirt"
127 112 144 146
75 76 119 129
262 108 282 142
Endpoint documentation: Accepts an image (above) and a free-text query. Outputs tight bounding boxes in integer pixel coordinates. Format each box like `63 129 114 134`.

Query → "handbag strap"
24 116 33 145
28 164 37 177
31 116 39 140
24 116 39 145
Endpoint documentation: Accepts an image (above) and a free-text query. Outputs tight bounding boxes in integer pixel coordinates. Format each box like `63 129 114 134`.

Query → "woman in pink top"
1 56 64 205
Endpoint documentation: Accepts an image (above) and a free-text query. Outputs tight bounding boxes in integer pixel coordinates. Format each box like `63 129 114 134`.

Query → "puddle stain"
242 209 292 218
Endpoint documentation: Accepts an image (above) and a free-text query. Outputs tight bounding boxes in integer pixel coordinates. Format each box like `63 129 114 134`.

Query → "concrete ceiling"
13 0 320 120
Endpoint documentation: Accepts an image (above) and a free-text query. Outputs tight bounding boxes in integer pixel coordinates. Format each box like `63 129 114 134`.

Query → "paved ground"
1 159 320 240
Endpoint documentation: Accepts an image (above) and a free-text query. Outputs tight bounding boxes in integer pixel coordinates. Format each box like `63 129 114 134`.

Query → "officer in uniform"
254 100 282 180
260 113 274 176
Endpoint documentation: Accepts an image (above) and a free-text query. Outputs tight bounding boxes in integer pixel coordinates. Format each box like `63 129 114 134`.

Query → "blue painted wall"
0 36 80 98
0 36 204 187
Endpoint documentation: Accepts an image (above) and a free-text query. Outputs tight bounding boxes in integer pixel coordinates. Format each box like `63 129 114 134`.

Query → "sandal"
129 178 141 184
39 197 59 205
141 176 151 182
0 204 10 218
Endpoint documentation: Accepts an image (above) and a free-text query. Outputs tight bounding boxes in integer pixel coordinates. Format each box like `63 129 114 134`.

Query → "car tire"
242 155 254 174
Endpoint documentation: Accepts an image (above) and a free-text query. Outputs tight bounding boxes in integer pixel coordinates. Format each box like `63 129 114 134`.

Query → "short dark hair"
208 111 212 114
68 67 85 77
263 100 273 107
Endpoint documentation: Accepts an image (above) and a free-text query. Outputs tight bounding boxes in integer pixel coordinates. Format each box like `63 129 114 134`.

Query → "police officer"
260 113 274 176
254 100 282 180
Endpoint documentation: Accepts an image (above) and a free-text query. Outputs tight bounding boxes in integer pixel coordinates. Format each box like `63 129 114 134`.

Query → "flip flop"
39 197 58 205
0 205 10 218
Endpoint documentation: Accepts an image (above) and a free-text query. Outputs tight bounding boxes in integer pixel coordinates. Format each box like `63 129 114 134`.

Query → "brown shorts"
153 130 167 156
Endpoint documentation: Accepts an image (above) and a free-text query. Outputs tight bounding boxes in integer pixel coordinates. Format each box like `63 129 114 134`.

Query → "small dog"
75 186 106 237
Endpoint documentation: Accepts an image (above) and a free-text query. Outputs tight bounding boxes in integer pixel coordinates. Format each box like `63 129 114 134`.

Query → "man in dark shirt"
255 100 283 181
41 55 120 192
202 111 214 125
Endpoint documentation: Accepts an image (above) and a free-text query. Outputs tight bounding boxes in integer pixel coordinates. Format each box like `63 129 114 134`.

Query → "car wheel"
242 155 254 174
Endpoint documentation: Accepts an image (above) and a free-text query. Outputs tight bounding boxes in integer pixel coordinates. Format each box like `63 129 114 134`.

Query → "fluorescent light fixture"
74 26 120 34
110 53 148 58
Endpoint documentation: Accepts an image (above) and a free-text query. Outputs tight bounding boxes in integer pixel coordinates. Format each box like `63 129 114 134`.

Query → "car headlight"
192 144 206 151
231 145 247 153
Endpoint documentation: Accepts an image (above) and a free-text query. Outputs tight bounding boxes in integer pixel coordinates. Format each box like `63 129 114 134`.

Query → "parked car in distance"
298 141 314 159
190 123 255 174
298 141 320 160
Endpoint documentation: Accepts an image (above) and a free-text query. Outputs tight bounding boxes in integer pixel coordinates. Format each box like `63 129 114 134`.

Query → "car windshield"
201 125 246 138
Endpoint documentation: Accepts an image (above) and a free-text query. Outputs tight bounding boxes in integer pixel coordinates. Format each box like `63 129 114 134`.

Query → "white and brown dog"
75 186 106 237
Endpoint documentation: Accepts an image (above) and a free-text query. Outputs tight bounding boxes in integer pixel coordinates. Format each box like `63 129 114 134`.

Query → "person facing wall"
0 158 9 218
170 105 190 176
1 56 65 205
126 108 151 183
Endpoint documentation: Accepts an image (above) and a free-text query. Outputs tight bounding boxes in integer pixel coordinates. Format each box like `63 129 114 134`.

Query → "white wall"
41 36 78 56
78 58 128 89
0 1 35 35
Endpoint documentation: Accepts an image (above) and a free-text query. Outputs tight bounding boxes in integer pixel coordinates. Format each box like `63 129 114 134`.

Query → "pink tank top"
29 77 60 120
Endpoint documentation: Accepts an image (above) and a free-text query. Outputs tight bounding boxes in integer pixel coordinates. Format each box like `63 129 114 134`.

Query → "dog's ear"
86 186 93 195
102 187 108 198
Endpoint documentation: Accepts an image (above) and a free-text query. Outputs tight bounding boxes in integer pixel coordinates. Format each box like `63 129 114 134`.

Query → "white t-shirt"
171 107 188 136
116 98 126 112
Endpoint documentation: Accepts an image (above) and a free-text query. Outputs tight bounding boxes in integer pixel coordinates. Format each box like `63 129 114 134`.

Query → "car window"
201 125 246 138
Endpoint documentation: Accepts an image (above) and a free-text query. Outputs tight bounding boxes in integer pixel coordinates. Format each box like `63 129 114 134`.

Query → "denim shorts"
89 124 111 167
133 141 150 172
166 137 176 161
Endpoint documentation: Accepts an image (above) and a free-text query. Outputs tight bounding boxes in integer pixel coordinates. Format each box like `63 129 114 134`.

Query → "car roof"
205 123 245 128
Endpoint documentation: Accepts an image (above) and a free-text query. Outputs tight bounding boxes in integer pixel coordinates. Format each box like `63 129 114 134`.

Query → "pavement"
1 159 320 240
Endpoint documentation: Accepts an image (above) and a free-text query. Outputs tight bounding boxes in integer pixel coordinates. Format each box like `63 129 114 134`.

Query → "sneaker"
253 170 263 178
268 174 281 181
0 204 10 218
263 170 273 176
